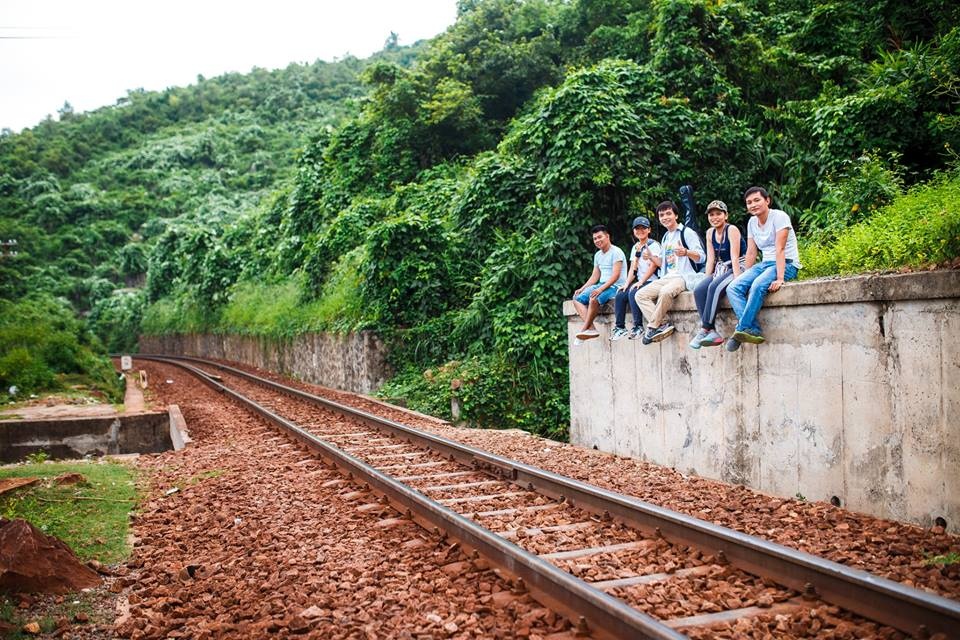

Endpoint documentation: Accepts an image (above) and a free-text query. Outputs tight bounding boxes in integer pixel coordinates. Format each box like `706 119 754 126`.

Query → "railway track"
138 354 960 639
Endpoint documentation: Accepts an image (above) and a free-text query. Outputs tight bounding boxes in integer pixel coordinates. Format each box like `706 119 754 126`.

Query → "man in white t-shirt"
572 224 627 342
724 186 802 351
636 201 705 344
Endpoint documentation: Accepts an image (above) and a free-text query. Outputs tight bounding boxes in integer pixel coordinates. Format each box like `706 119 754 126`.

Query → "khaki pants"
636 277 687 329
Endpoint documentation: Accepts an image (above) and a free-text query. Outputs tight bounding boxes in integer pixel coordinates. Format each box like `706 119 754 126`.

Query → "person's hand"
589 287 601 299
574 286 583 297
675 245 688 257
769 279 784 292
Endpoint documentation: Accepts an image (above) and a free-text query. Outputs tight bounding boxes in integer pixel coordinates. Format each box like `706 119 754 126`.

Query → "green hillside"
0 40 419 397
2 0 959 437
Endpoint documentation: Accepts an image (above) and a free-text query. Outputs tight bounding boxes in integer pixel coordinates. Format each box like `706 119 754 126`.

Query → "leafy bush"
302 197 389 298
379 354 568 440
0 296 121 400
360 208 454 328
0 347 55 393
799 151 905 239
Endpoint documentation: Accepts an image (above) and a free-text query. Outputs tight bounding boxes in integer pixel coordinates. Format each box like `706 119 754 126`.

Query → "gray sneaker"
689 329 708 350
628 327 644 340
649 323 675 343
699 330 724 347
725 336 741 352
610 327 629 341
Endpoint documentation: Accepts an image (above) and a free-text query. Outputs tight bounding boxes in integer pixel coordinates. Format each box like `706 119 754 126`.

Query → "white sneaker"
610 328 629 341
576 328 600 340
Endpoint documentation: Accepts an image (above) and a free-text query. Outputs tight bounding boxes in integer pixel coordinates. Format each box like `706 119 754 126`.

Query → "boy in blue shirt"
572 225 627 342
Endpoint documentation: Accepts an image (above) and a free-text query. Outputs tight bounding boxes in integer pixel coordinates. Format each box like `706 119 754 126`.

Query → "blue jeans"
726 261 799 334
613 281 652 329
575 284 619 306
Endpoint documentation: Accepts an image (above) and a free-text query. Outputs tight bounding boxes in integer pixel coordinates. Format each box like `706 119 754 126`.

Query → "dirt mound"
0 518 101 594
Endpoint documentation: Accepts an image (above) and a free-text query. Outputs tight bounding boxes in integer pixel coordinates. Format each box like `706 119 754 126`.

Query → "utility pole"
0 239 17 258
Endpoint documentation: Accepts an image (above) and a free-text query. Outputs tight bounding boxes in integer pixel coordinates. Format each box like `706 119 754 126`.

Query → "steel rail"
141 355 683 640
139 354 960 639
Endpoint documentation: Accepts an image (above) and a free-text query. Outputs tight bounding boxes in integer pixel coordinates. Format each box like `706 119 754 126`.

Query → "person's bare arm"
768 228 789 292
729 226 744 277
704 228 716 276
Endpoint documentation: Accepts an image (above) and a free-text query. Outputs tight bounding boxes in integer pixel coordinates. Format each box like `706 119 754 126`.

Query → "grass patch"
182 468 226 487
800 169 960 277
0 589 106 638
923 551 960 566
0 460 139 564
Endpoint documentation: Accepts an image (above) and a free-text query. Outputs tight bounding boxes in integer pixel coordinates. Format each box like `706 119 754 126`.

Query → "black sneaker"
649 323 675 343
640 327 656 345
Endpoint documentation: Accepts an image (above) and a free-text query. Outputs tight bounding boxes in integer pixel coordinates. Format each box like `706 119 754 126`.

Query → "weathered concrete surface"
565 271 960 531
138 331 391 395
0 411 173 463
168 404 191 451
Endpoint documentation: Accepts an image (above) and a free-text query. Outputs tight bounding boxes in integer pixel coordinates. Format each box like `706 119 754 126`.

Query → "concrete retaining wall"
565 270 960 531
0 411 174 463
138 331 391 395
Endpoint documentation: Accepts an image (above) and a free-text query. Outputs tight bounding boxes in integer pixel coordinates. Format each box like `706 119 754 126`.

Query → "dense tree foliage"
3 0 959 435
0 296 122 401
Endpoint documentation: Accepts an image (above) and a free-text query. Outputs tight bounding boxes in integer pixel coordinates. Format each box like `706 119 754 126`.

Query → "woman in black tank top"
690 201 745 349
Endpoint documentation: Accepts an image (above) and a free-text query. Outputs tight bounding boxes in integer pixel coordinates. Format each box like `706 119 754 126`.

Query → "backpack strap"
677 224 701 272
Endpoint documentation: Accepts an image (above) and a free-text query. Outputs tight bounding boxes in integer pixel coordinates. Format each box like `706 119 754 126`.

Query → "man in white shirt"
572 224 627 342
725 186 802 351
636 201 705 344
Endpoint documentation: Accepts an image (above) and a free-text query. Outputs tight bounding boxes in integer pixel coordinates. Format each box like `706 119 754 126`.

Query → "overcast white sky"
0 0 458 132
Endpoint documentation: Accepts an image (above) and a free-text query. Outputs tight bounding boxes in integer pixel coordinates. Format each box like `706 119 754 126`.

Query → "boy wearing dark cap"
610 216 662 341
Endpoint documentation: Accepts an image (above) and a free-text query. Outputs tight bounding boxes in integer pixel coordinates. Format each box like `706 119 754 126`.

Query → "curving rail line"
137 354 960 639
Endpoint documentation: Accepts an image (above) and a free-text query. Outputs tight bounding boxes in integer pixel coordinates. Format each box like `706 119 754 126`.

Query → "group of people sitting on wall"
571 186 801 351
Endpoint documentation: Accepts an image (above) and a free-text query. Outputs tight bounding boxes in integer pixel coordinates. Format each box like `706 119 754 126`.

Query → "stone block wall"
138 331 391 395
564 271 960 531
